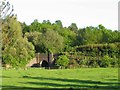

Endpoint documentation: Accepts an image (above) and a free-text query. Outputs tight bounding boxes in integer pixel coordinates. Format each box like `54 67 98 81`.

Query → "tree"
0 0 14 67
55 55 69 68
38 30 64 53
21 22 30 34
54 27 77 51
2 17 35 67
55 20 63 28
2 17 22 49
98 24 105 30
77 26 97 45
68 23 78 33
29 19 42 32
25 31 42 52
75 25 118 45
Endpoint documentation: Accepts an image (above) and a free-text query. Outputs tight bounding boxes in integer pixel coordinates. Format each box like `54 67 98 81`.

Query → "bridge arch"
40 60 49 67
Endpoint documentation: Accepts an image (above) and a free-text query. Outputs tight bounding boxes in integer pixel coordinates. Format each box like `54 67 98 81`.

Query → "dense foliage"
1 0 120 68
55 55 69 68
67 43 119 68
2 17 35 67
2 17 120 68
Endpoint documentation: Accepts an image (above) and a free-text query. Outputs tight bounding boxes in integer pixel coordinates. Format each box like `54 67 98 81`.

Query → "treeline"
1 1 119 68
2 17 120 68
22 19 119 53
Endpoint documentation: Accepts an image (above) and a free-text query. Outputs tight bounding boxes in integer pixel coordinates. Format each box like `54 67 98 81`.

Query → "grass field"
2 68 119 90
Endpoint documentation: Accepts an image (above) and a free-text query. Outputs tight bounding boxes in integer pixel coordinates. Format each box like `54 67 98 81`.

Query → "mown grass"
1 68 119 90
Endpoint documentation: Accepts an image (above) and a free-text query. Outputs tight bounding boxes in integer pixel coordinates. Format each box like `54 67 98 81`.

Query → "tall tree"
38 30 64 53
21 22 30 34
2 17 35 67
25 31 42 53
29 19 42 32
55 20 63 28
68 23 78 33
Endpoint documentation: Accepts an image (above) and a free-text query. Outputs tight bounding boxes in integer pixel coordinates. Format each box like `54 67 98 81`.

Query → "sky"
9 0 119 30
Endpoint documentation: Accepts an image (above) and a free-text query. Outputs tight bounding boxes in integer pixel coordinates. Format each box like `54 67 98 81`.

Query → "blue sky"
9 0 119 30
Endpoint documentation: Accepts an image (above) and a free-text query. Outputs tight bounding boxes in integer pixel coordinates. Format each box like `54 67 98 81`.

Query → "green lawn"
2 68 119 90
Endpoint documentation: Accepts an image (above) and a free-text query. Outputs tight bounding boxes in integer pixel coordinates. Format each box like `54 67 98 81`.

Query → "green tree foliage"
55 55 69 68
70 43 119 68
2 17 35 67
78 26 103 45
41 20 53 33
38 30 64 53
24 19 77 52
23 20 119 59
0 0 14 67
55 20 63 28
100 55 111 67
17 19 120 68
76 25 120 45
29 19 42 32
52 26 76 51
21 22 30 34
68 23 78 33
1 1 119 68
2 17 22 49
25 31 42 52
102 29 119 43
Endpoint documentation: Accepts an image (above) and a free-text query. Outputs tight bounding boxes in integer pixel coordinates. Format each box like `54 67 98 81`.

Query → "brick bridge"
26 53 58 68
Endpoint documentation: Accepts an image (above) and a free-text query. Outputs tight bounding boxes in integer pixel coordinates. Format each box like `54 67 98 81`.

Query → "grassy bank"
2 68 119 90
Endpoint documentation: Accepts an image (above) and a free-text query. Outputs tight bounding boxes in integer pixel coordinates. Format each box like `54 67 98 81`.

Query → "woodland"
0 1 120 68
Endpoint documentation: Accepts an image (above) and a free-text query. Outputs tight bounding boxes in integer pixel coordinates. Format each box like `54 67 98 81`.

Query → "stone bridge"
26 53 56 67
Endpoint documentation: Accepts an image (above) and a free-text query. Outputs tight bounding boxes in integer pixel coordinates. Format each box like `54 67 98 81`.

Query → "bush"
68 59 79 68
2 39 35 68
55 55 69 69
100 55 111 67
88 60 99 68
110 56 118 67
79 60 88 68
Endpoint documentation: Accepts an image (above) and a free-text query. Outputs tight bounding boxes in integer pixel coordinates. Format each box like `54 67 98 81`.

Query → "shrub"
68 59 79 68
100 55 111 67
79 57 89 68
79 60 87 67
88 60 99 68
55 55 69 69
110 56 118 67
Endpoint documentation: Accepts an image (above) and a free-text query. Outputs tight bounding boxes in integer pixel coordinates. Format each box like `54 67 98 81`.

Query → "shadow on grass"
104 78 118 81
2 76 120 90
2 85 66 90
23 76 119 85
23 81 119 89
2 76 11 78
29 77 119 89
